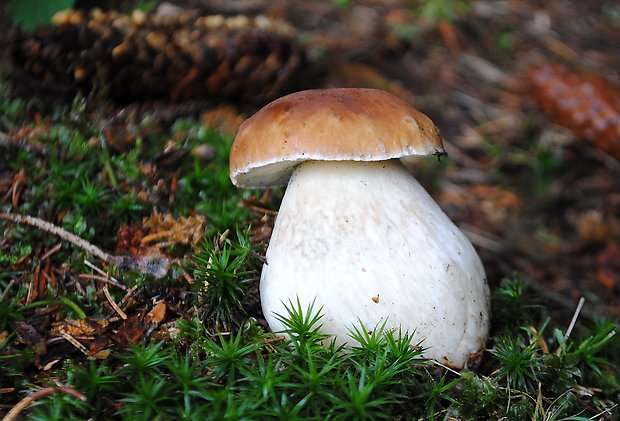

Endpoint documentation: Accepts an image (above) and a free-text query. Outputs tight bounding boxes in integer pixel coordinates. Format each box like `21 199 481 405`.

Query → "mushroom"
229 88 490 368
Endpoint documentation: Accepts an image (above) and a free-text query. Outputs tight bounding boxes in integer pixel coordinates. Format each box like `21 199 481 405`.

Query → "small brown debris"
26 263 42 303
2 169 27 207
438 21 460 54
113 316 147 349
145 301 167 324
264 336 286 344
73 66 88 81
15 322 46 357
115 224 145 255
574 210 615 245
88 335 111 358
50 318 108 337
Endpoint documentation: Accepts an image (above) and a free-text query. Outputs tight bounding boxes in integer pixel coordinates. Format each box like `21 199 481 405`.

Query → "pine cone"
6 9 306 104
527 64 620 160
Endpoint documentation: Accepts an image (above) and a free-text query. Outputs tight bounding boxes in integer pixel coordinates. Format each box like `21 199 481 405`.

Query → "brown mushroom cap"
229 88 444 187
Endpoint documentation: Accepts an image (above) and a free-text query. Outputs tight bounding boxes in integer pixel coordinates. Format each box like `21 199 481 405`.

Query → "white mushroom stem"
260 159 490 368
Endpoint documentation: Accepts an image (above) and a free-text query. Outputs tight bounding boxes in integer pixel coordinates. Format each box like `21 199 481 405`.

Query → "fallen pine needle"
433 360 463 377
2 386 86 421
61 333 89 356
78 273 126 290
264 336 286 344
40 243 63 261
83 259 126 290
103 286 128 320
0 279 16 303
556 297 585 355
590 403 618 420
119 285 139 310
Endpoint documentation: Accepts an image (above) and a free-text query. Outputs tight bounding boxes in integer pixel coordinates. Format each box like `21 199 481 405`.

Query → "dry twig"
83 259 126 290
0 212 170 278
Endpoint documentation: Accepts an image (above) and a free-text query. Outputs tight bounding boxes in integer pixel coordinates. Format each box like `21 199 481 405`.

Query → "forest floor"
4 0 619 319
0 0 619 419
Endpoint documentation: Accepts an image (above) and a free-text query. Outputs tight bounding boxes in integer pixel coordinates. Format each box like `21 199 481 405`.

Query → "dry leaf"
145 301 167 324
113 316 147 349
142 211 206 247
91 349 112 359
42 359 61 371
574 210 610 245
50 318 108 338
88 335 111 356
